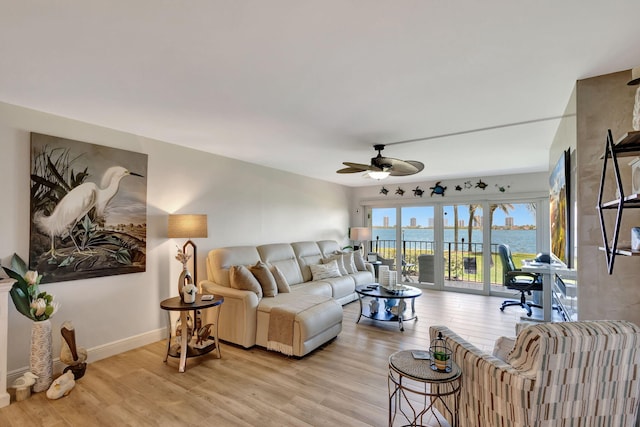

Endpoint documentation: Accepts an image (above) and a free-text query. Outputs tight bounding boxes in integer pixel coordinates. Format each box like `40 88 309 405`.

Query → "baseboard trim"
7 328 165 387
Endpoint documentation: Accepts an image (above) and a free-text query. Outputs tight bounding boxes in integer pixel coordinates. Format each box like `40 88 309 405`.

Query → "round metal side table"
388 349 462 427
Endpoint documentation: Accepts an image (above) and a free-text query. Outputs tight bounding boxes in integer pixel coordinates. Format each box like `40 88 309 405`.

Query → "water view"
371 227 536 253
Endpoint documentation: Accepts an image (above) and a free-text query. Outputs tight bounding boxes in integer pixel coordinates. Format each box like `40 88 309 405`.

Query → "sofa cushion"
258 243 304 286
270 265 291 293
317 240 341 257
341 251 358 274
353 251 367 271
291 241 324 282
206 246 261 287
316 275 356 300
249 261 278 297
350 270 374 286
309 260 341 281
322 254 347 275
230 265 263 298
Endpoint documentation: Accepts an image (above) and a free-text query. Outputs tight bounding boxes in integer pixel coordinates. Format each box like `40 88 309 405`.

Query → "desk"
521 263 576 322
388 350 462 427
160 294 224 372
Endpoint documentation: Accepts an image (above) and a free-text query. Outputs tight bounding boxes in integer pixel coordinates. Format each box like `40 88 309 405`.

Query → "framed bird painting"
29 133 148 283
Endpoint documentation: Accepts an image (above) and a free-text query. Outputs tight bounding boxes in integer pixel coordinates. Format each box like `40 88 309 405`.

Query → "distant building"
458 219 465 227
428 218 434 227
383 216 390 227
443 218 449 227
474 215 482 227
410 217 417 227
505 216 514 228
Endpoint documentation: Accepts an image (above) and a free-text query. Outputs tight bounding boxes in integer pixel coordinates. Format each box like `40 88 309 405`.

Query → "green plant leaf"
9 286 33 319
9 253 28 277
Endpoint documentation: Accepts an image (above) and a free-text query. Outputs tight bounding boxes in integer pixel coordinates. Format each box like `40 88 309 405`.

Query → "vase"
183 283 196 303
178 266 193 302
30 319 53 392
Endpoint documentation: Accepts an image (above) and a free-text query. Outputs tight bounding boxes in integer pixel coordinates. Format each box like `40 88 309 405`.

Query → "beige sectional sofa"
200 240 375 357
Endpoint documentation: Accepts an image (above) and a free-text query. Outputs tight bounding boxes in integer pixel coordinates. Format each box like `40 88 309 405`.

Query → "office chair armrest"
505 271 543 289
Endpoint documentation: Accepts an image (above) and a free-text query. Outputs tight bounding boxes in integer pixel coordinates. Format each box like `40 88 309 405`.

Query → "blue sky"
372 204 536 227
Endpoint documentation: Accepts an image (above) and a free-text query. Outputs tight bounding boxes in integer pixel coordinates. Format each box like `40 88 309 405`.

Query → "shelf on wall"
596 129 640 274
598 247 640 256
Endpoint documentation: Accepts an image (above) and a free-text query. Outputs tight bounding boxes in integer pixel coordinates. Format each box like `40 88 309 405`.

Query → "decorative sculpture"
46 371 75 399
11 372 38 401
60 321 87 379
430 181 447 197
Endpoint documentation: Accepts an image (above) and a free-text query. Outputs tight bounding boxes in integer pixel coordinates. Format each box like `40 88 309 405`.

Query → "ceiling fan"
337 144 424 179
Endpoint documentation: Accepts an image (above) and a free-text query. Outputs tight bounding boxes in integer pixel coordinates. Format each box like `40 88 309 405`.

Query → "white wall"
0 101 352 374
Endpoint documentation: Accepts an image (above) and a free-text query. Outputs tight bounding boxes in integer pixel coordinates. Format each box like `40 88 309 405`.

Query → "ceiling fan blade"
337 167 367 174
342 162 382 171
388 160 424 176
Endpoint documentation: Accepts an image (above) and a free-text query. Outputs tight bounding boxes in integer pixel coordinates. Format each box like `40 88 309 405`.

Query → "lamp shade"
350 227 371 241
168 214 208 238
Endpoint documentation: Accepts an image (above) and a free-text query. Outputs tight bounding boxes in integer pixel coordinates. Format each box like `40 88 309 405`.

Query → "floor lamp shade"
350 227 371 241
168 214 208 285
168 214 208 239
350 227 371 251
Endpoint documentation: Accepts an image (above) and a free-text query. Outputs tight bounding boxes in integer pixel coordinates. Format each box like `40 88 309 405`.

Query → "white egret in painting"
35 166 143 258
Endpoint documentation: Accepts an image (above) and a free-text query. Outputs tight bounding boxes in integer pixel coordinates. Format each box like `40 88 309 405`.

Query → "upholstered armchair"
429 321 640 426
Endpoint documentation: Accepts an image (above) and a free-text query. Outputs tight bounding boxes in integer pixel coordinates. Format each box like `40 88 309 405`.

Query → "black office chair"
498 244 543 317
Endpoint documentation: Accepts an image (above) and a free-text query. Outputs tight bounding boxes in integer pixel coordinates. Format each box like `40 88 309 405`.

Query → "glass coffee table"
355 284 422 331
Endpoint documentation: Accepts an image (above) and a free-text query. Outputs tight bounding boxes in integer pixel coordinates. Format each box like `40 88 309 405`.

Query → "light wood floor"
0 290 523 427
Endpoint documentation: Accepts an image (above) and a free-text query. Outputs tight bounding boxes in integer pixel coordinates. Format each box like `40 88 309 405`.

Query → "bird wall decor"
34 166 143 259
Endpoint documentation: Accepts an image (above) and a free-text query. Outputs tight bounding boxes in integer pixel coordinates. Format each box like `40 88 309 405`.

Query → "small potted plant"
429 331 452 372
432 350 450 372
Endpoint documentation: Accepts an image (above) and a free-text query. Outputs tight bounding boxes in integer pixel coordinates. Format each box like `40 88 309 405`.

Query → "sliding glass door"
368 198 545 295
442 204 484 292
370 206 435 285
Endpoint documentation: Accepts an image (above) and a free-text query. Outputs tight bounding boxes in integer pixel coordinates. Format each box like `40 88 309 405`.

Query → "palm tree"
467 204 479 252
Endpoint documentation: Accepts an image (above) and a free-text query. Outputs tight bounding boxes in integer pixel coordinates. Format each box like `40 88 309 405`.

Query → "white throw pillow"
492 336 516 362
309 260 342 281
322 254 347 275
342 252 357 274
353 251 366 271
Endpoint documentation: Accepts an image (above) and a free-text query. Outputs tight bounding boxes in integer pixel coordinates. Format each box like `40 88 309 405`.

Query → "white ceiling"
2 1 640 187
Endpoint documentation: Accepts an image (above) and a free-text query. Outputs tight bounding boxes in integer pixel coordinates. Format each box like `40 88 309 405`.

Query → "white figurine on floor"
12 372 38 389
46 371 75 399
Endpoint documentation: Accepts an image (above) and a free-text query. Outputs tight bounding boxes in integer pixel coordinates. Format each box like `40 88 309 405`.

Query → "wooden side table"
388 349 462 427
160 294 224 372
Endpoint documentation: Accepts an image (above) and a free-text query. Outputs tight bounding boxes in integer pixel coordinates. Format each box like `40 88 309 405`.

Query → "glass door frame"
365 194 549 296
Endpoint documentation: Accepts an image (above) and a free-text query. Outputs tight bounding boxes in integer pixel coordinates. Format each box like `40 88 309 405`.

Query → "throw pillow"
341 251 357 274
270 265 291 293
492 336 516 363
309 260 342 281
229 265 263 298
249 261 278 297
322 254 347 275
353 251 366 271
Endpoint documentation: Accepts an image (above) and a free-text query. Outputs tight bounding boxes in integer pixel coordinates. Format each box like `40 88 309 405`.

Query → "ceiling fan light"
368 170 390 180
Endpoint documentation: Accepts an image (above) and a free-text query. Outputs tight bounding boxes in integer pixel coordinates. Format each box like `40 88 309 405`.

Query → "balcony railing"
369 239 531 284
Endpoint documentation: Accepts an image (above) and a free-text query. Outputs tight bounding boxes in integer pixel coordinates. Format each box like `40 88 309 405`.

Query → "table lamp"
350 227 371 253
168 214 208 285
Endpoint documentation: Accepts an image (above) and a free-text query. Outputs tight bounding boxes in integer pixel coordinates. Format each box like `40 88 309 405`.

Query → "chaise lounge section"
201 240 375 357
